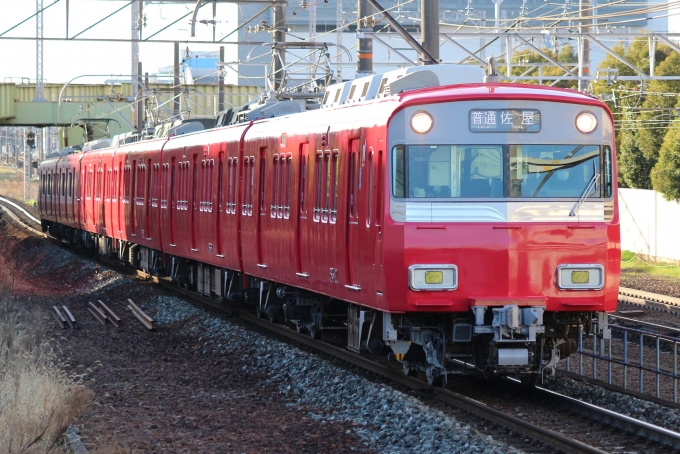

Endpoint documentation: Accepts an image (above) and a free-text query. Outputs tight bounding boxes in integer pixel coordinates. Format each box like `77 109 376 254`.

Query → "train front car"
384 84 619 386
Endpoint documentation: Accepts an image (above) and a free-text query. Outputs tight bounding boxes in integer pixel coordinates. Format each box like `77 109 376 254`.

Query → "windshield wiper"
570 173 600 217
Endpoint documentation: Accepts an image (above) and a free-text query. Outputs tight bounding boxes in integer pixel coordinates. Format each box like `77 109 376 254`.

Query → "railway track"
4 199 680 452
618 287 680 314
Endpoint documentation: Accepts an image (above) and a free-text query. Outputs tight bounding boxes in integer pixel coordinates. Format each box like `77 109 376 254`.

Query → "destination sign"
468 109 541 133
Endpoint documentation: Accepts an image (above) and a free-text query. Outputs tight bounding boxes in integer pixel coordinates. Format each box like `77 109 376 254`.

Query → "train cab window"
392 145 502 198
604 146 613 198
509 144 602 198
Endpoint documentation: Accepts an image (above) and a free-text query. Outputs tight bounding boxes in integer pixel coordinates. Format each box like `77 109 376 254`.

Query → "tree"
651 118 680 201
617 111 654 188
500 44 578 89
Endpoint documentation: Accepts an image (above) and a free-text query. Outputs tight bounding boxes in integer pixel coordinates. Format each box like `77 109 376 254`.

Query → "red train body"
39 65 619 384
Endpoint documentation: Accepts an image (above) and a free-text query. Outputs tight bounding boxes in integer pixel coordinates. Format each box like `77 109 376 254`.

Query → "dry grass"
0 226 92 453
0 164 39 205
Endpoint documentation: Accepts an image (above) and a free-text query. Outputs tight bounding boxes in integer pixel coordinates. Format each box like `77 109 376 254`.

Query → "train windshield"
392 144 612 199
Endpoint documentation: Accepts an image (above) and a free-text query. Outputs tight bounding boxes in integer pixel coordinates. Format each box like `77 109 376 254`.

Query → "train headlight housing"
411 111 434 134
557 264 604 290
409 265 457 291
575 111 597 134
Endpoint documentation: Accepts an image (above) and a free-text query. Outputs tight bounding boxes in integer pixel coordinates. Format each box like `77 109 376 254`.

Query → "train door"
296 143 309 276
345 139 360 289
373 147 384 293
216 151 225 257
257 147 267 266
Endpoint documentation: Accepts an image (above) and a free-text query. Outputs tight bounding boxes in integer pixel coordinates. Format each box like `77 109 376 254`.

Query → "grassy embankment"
621 250 680 279
0 213 92 453
0 163 39 205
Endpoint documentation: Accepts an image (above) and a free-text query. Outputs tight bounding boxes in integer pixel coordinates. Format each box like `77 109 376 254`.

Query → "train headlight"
411 112 434 134
557 264 604 290
575 112 597 134
409 265 457 291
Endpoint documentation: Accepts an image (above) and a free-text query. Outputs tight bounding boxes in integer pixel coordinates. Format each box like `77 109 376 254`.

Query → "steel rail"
619 287 680 313
0 204 45 237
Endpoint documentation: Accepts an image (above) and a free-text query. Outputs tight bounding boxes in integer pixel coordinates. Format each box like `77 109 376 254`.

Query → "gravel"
139 296 520 454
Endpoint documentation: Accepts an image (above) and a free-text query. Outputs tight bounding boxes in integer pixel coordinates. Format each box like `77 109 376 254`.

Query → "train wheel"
295 323 305 334
268 312 279 324
402 363 418 377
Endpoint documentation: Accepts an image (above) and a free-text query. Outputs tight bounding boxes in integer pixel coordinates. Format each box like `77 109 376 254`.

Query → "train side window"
604 146 612 198
392 145 405 198
271 155 279 217
330 150 339 223
313 152 322 221
285 155 292 219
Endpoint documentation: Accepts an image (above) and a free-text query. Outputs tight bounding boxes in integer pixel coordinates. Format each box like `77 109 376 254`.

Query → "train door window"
322 152 330 222
217 157 224 215
160 163 168 208
271 155 279 217
299 149 308 215
208 159 214 211
278 155 285 218
123 165 130 204
284 155 292 219
248 157 255 215
146 160 153 209
241 158 247 215
192 158 199 212
227 158 234 214
200 160 207 212
375 150 383 226
61 172 66 197
259 151 267 215
131 164 138 205
349 146 357 218
56 172 60 199
604 146 612 198
48 173 51 196
367 151 373 226
313 152 322 221
330 150 339 223
170 159 176 210
106 168 112 202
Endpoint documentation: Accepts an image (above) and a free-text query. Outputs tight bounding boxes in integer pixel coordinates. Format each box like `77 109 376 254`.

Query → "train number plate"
469 109 541 133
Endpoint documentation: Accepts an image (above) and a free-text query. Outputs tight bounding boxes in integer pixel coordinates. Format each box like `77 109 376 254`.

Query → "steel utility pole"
421 0 439 64
579 0 591 92
131 0 143 129
174 42 180 118
34 0 47 102
218 46 225 112
357 0 373 77
272 4 286 91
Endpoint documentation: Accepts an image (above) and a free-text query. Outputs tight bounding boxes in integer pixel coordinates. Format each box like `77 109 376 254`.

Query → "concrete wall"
619 188 680 262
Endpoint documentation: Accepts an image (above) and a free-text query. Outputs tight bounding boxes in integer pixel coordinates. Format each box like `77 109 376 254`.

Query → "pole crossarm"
367 33 416 65
512 34 578 78
586 33 648 78
440 34 486 66
366 0 438 64
218 4 272 43
0 0 60 37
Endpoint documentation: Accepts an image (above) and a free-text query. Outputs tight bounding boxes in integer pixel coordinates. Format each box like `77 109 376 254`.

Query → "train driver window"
509 144 602 198
392 145 502 198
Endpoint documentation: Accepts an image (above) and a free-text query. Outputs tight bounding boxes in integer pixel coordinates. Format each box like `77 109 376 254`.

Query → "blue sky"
0 0 238 85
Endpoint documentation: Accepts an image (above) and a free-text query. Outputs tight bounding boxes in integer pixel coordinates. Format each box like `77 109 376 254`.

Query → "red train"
39 64 619 385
